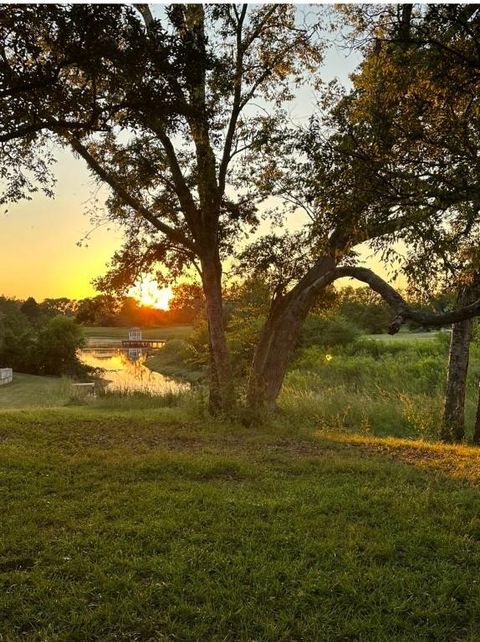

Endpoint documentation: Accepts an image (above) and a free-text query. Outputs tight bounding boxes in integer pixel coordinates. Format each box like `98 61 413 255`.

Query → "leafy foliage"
35 316 85 376
0 4 324 285
0 311 85 377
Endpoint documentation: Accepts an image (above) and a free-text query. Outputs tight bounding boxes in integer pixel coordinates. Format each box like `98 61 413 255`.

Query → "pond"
78 348 189 396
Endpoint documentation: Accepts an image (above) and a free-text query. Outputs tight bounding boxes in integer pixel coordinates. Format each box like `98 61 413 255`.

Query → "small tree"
76 295 119 326
0 311 36 372
36 316 85 376
20 297 42 324
168 283 204 325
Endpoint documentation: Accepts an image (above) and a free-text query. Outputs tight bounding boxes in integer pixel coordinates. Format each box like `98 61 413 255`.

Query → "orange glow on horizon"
128 278 173 310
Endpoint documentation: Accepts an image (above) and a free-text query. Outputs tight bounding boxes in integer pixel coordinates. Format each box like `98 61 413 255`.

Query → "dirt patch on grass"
0 557 35 573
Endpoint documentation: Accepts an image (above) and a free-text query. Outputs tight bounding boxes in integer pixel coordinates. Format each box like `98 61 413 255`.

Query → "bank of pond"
1 330 471 444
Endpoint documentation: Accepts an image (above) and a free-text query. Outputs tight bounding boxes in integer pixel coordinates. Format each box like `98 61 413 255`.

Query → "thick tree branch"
0 118 106 143
149 124 199 229
134 4 154 29
334 266 480 333
218 4 247 196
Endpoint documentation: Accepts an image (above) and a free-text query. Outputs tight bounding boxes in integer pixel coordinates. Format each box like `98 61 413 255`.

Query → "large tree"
0 3 323 412
241 3 480 412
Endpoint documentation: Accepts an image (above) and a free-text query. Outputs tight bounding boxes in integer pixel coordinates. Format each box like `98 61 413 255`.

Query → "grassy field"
146 339 205 384
82 326 193 340
2 330 480 640
0 373 72 409
280 332 480 442
1 405 480 641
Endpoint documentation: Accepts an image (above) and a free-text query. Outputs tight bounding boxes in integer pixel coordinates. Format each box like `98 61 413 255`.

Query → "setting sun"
128 278 173 310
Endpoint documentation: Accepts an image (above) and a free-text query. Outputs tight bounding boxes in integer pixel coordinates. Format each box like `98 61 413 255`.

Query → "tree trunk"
441 288 474 443
473 382 480 445
247 256 336 414
247 296 310 413
200 253 234 415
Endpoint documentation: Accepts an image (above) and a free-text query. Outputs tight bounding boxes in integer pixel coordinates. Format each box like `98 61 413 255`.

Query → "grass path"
1 407 480 641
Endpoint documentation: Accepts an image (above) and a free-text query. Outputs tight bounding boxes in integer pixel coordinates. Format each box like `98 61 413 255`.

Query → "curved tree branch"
134 4 154 29
334 266 480 333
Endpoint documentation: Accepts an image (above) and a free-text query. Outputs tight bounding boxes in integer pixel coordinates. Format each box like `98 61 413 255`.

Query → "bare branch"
218 4 248 196
134 4 154 29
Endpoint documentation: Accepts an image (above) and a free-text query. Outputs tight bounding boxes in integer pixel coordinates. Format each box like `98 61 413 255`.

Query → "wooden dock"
121 340 164 348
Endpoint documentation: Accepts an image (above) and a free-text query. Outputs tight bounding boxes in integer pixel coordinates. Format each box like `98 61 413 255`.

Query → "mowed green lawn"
0 373 71 409
82 326 193 340
1 406 480 641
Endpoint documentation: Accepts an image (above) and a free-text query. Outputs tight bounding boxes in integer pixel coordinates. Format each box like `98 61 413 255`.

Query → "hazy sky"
0 9 362 301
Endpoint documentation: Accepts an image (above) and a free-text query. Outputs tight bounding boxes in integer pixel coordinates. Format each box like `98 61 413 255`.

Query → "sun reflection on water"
78 349 189 395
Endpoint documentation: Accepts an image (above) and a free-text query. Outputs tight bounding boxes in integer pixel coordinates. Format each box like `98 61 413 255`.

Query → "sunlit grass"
0 373 72 409
323 431 480 484
146 339 205 384
1 407 480 641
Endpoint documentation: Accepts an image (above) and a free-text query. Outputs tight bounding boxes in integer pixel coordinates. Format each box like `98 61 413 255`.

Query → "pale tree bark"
473 382 480 445
441 290 474 442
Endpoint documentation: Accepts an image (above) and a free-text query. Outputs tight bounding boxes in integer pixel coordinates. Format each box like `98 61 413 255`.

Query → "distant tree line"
0 282 456 338
0 286 204 329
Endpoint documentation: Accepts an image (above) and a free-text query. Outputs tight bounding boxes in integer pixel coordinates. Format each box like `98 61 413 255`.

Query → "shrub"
300 314 360 349
35 316 85 376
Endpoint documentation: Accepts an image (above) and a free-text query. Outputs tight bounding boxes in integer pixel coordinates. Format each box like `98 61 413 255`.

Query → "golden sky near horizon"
0 150 402 302
1 149 123 301
0 23 403 303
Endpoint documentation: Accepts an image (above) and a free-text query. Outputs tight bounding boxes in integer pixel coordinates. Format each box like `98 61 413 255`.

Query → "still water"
78 349 189 396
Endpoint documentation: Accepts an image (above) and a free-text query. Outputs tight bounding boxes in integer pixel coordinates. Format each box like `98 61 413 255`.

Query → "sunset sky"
0 16 368 302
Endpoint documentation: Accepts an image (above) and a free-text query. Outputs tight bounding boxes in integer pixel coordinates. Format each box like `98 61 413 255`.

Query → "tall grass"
94 385 206 413
281 334 480 441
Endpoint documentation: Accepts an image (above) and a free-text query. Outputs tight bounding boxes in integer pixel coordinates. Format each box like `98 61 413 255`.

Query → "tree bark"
247 256 336 413
473 382 480 445
247 296 310 413
200 253 234 414
441 288 474 443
